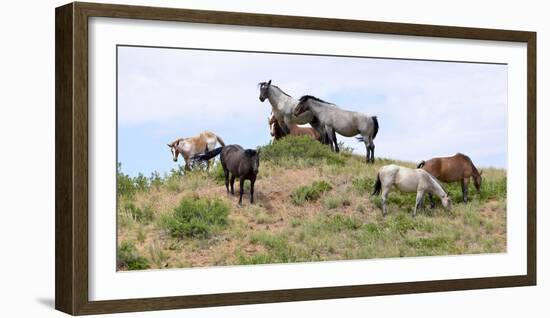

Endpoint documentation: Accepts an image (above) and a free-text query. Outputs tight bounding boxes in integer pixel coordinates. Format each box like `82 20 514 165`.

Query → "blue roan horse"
294 95 379 163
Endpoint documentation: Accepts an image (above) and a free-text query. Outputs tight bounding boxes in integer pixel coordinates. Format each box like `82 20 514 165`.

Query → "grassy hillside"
117 136 506 270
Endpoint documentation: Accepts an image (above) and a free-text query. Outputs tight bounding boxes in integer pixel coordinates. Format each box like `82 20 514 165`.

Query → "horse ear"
267 80 271 85
167 143 172 148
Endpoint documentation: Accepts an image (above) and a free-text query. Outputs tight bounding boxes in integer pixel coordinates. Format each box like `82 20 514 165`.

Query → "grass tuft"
117 241 150 270
291 180 332 206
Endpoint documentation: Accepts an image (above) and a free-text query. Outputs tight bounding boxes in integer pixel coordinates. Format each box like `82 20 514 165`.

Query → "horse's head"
258 80 272 102
167 141 180 162
294 96 309 116
245 149 260 175
474 170 483 193
441 193 452 210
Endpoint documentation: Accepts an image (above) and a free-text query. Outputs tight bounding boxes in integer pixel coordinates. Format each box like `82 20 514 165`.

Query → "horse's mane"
169 138 185 147
426 172 448 196
258 81 291 97
455 153 480 176
298 95 334 105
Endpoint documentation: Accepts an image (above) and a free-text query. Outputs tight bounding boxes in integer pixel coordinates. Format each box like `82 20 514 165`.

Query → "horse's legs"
461 178 469 203
332 130 339 153
414 190 425 217
238 178 245 205
369 136 375 163
364 135 375 163
428 192 436 209
230 175 236 195
363 140 370 164
224 169 230 193
250 176 256 204
381 187 389 217
325 126 335 152
184 157 191 171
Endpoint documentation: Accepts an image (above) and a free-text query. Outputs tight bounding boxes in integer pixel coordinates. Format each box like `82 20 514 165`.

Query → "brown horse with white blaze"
417 153 482 205
167 131 225 171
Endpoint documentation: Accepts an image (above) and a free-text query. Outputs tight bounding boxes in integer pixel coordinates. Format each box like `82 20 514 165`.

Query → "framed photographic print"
55 2 536 315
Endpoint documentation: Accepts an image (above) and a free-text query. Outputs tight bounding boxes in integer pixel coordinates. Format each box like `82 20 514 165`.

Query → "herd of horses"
165 80 484 216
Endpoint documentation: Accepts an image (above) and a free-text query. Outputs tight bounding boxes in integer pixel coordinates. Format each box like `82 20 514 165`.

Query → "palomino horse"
417 153 482 205
193 145 259 205
167 131 225 171
372 164 451 217
294 95 379 163
268 113 320 141
259 80 337 148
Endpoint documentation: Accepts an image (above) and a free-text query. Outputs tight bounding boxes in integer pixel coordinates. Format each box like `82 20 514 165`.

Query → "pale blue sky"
117 46 507 177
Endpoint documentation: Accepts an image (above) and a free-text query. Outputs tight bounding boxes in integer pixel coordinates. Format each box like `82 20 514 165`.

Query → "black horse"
193 145 259 205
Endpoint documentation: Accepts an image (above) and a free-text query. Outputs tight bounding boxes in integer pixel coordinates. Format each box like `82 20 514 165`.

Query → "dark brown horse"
193 145 259 205
417 153 482 206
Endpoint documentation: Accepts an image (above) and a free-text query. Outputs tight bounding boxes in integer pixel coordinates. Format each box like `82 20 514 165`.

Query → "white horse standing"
372 164 451 217
258 80 312 132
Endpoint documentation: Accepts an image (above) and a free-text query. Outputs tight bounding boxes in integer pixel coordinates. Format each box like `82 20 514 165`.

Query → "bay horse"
372 164 451 217
294 95 379 163
167 131 225 171
259 80 337 148
193 145 259 205
268 113 321 141
417 153 482 205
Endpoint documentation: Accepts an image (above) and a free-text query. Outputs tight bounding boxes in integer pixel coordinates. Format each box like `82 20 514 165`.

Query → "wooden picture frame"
55 2 536 315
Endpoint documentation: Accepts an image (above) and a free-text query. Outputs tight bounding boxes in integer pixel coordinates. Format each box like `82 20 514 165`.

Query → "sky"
117 46 507 177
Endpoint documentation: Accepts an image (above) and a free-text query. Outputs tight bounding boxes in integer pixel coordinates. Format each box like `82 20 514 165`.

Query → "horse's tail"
372 173 382 196
192 147 223 161
215 135 226 147
372 116 379 139
417 160 426 168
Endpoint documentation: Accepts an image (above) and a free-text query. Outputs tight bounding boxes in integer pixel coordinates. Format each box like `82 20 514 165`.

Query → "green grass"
352 177 375 195
159 196 230 239
323 195 352 209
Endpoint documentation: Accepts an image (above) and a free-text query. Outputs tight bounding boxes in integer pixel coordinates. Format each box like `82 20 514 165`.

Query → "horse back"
220 145 245 172
423 154 472 182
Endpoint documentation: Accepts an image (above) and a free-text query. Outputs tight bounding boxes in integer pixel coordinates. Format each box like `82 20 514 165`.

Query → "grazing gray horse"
193 145 259 205
258 80 337 149
372 164 451 217
294 95 379 162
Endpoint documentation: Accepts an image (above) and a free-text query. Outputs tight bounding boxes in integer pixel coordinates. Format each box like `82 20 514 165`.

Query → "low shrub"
124 202 154 223
159 197 230 239
291 180 332 206
117 241 150 270
258 136 345 167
